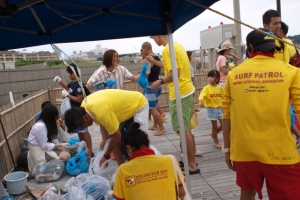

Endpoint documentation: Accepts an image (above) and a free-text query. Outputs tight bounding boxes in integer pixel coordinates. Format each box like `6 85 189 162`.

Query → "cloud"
11 0 298 56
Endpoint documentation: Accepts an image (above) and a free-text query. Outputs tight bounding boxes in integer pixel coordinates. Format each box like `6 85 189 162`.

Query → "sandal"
194 150 204 156
189 168 200 175
179 161 198 168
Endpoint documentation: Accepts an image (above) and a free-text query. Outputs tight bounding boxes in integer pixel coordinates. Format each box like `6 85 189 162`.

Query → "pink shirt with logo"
215 55 227 86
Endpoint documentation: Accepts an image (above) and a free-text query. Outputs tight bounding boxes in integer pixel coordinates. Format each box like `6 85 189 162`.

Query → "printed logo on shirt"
77 87 82 93
210 94 222 98
125 176 136 187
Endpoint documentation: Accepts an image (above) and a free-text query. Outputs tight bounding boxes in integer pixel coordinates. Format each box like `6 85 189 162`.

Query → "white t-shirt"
28 121 58 151
87 65 133 89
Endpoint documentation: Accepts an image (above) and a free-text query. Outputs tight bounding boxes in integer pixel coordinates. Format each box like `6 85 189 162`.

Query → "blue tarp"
1 0 218 50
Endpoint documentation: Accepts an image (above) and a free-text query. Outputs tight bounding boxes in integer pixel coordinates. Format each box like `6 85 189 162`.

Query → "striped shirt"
87 65 133 89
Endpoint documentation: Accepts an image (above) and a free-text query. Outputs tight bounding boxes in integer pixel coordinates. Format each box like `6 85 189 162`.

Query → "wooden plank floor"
27 109 269 199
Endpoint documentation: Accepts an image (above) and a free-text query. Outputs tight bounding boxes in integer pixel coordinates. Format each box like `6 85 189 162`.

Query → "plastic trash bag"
61 97 71 116
66 150 89 176
56 127 70 143
35 159 65 183
149 144 161 155
42 190 63 200
68 138 80 145
137 62 149 88
89 139 117 179
63 174 111 200
79 175 110 200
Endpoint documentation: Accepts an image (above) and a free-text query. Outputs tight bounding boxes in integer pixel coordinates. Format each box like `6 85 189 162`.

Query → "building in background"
0 50 59 62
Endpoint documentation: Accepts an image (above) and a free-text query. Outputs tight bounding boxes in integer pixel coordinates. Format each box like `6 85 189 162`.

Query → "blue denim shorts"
74 127 89 134
206 107 223 120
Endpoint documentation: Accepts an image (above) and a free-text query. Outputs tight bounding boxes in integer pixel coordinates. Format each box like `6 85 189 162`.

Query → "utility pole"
233 0 242 64
277 0 281 16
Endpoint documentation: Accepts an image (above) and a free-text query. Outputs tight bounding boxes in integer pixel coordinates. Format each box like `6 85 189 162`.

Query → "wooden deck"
27 109 270 200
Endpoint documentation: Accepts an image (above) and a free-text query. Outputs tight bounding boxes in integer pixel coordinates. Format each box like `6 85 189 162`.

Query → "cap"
217 41 235 52
246 28 280 52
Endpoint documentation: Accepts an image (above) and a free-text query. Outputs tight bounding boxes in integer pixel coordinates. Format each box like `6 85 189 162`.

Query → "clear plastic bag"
35 159 65 183
42 190 63 200
61 97 71 115
79 175 110 200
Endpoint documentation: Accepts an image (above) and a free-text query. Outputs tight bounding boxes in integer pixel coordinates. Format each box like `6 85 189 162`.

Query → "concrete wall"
0 63 142 106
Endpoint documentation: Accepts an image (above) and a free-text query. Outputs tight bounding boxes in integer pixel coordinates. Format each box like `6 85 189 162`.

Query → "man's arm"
146 55 164 68
150 69 180 90
99 129 121 166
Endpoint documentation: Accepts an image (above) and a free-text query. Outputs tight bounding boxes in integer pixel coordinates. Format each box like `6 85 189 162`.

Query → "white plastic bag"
56 127 70 143
61 97 71 115
150 144 161 155
42 190 63 200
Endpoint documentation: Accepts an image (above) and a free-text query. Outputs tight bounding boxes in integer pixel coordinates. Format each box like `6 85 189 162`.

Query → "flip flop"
194 150 204 156
189 168 200 175
161 117 168 122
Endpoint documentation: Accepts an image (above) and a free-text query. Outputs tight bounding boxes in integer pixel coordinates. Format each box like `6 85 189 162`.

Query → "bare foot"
154 129 166 136
210 134 222 149
148 126 158 131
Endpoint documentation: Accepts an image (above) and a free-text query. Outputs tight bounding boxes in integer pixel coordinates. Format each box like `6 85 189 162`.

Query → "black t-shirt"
147 55 161 83
67 81 83 107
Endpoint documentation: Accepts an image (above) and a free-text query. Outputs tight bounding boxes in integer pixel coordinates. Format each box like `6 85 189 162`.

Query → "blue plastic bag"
68 137 80 145
66 150 89 176
137 62 149 88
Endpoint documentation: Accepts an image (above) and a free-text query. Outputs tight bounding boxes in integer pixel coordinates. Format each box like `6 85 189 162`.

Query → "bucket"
4 171 28 195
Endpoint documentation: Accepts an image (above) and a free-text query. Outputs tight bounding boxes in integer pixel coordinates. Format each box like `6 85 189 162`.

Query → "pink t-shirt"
215 55 227 84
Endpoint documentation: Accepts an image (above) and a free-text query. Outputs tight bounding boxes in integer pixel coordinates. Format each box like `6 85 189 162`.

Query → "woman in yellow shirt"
197 70 223 149
113 122 186 200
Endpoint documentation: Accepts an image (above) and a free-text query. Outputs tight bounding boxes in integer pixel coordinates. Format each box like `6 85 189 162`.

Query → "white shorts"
133 101 149 133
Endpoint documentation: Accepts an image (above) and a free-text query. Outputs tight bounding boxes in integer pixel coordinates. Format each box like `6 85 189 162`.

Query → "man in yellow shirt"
150 35 199 175
222 28 300 199
64 89 148 166
262 9 296 63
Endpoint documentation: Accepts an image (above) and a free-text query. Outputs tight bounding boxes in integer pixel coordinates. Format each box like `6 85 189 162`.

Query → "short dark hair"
207 70 221 84
66 63 80 77
142 42 152 50
41 101 51 109
280 21 289 35
186 51 193 59
103 49 118 68
64 107 86 133
124 122 150 150
262 9 280 25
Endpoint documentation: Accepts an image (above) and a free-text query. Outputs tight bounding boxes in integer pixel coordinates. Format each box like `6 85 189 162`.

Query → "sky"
12 0 298 56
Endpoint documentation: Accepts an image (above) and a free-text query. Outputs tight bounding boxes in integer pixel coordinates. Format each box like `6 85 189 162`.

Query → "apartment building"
0 50 59 61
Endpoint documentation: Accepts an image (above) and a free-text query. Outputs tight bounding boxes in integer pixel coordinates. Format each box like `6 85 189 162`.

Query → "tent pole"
166 23 192 194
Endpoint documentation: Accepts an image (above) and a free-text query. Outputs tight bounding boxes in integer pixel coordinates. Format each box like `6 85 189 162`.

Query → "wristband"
103 154 110 160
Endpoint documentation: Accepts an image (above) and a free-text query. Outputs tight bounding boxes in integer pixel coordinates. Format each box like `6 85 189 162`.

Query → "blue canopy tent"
1 0 219 194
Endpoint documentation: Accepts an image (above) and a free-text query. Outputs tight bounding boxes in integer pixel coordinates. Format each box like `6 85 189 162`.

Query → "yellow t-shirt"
222 55 300 164
274 38 297 63
81 89 146 134
113 152 183 200
162 42 195 100
198 84 223 108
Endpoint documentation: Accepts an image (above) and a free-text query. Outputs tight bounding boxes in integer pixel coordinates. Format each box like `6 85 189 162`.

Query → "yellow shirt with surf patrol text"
274 38 296 63
198 84 223 108
222 55 300 164
113 154 182 200
162 42 195 100
81 89 146 134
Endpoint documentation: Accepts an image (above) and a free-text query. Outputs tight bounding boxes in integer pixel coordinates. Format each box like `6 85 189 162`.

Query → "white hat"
217 41 235 52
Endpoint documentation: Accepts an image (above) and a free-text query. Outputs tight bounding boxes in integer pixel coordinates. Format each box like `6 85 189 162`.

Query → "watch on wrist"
103 154 111 160
222 146 229 153
159 78 164 84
